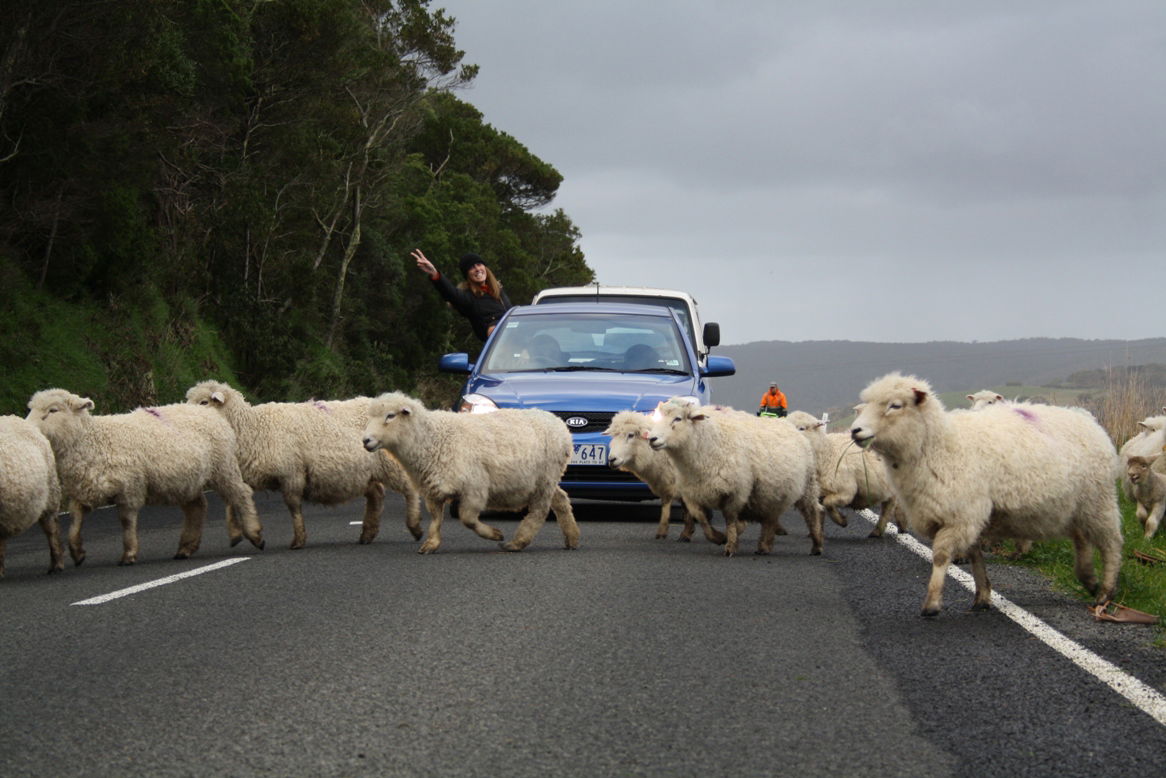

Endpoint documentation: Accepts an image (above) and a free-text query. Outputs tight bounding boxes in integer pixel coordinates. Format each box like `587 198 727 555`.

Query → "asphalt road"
2 492 1165 777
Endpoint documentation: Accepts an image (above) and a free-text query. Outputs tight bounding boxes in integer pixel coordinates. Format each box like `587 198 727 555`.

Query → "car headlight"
458 393 499 414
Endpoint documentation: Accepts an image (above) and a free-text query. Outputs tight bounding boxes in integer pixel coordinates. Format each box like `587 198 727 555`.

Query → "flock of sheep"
2 372 1164 619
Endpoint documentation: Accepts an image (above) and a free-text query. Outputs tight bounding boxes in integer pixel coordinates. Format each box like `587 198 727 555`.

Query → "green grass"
997 487 1166 646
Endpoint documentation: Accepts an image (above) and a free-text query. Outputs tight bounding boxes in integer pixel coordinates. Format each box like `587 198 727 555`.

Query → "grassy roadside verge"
998 489 1166 646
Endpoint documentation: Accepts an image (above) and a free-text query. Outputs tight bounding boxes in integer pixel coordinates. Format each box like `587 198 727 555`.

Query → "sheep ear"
912 389 928 406
73 396 95 412
966 394 974 402
399 407 412 417
210 391 225 405
691 412 708 422
639 430 650 440
1138 421 1149 431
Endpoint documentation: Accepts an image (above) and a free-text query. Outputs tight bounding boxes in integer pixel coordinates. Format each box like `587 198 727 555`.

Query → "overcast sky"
434 1 1165 345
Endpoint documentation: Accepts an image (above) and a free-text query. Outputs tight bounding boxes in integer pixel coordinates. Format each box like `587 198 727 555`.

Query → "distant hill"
711 338 1166 418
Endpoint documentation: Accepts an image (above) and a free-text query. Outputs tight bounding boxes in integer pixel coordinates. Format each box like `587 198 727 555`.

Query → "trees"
0 0 590 409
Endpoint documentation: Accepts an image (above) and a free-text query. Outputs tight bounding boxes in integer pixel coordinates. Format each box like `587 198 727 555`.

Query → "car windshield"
536 294 695 351
482 312 691 374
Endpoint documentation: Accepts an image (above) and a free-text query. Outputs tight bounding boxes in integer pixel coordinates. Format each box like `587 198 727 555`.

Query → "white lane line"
71 558 251 606
858 509 1166 728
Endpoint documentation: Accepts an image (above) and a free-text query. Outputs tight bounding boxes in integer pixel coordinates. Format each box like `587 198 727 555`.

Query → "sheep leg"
681 500 725 544
226 506 247 548
418 498 447 554
869 499 894 538
551 487 580 549
1144 500 1164 539
219 482 263 550
822 495 849 527
174 494 207 559
655 499 673 539
921 526 967 617
967 545 993 611
459 504 505 543
756 516 779 554
1092 525 1122 605
281 490 309 550
500 495 551 552
116 504 141 566
722 510 745 557
38 512 65 574
358 481 385 545
797 495 825 555
402 486 423 541
67 500 89 567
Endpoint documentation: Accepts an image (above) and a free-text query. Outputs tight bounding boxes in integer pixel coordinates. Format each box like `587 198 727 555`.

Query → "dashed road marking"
71 558 251 605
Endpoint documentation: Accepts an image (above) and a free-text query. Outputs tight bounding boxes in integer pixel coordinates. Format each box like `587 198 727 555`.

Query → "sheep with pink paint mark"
850 373 1123 618
27 388 264 566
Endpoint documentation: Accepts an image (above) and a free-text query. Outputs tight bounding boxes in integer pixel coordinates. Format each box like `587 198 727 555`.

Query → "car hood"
468 371 699 413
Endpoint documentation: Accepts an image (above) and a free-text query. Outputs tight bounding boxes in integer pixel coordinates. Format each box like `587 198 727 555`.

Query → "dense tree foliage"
0 0 592 411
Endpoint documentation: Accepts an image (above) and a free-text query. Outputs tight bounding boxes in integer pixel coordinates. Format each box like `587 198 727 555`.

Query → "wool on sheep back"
186 381 422 549
647 399 823 557
0 415 64 576
27 388 264 566
851 372 1123 618
362 391 579 554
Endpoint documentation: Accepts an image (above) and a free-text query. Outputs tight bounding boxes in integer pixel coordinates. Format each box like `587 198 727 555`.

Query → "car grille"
551 411 616 434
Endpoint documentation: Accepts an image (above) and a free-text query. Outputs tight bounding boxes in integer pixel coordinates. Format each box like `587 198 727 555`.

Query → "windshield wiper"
627 368 688 375
546 365 620 372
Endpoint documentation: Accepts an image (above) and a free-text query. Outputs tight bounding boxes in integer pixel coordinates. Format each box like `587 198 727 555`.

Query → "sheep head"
1127 455 1155 485
363 391 423 454
185 380 237 409
851 373 940 461
604 410 653 469
967 390 1006 410
26 388 94 441
647 397 709 451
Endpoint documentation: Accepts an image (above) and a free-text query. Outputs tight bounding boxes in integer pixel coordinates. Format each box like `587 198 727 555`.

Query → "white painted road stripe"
858 509 1166 728
71 558 251 606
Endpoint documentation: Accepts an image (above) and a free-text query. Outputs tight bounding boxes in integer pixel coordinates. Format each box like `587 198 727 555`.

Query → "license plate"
570 443 607 466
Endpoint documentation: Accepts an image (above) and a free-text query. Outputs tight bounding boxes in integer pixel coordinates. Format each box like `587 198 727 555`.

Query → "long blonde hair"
458 266 504 301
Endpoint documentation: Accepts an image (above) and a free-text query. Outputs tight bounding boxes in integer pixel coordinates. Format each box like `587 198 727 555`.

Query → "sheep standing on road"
603 411 724 543
648 399 823 557
0 416 64 576
786 410 899 538
186 381 422 549
1126 455 1165 539
27 389 264 566
850 373 1123 618
362 392 579 553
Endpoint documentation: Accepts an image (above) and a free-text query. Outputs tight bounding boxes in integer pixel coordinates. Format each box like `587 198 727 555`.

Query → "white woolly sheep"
850 373 1123 618
966 390 1006 410
647 399 823 557
186 381 422 549
1126 455 1165 539
603 410 724 543
27 388 264 566
786 410 900 538
362 392 579 553
0 416 64 576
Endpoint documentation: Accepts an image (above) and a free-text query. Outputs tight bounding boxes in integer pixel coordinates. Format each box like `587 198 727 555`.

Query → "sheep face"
185 380 232 410
26 389 94 443
851 373 936 460
1127 455 1155 485
363 392 420 453
967 390 1005 410
647 400 707 451
603 412 651 469
786 410 822 433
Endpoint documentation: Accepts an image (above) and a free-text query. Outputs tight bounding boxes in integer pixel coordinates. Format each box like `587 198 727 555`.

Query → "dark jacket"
430 273 513 342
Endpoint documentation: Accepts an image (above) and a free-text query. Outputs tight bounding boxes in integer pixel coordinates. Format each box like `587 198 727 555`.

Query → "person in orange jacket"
758 382 788 417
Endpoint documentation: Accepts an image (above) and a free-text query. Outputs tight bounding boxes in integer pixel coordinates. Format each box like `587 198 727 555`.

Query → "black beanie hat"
459 253 483 278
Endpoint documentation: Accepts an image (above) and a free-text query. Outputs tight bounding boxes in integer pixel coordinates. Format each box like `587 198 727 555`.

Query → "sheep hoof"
173 551 190 560
970 601 992 612
229 536 243 548
920 607 940 619
677 536 692 543
117 559 136 567
810 548 822 556
498 541 525 552
655 533 667 540
867 531 884 539
46 566 60 575
72 555 86 567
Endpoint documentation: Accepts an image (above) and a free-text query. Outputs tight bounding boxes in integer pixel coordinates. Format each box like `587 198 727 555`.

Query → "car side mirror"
439 353 473 374
699 355 735 377
703 322 720 348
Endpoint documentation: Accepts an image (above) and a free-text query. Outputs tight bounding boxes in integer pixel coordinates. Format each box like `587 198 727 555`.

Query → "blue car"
439 302 736 500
